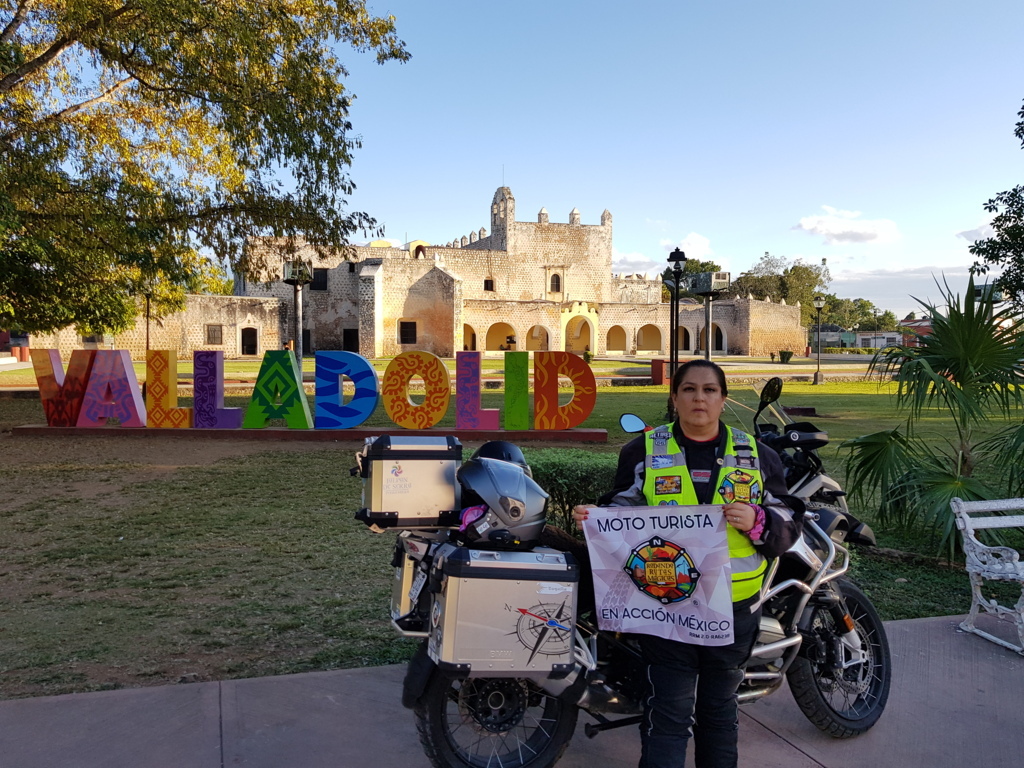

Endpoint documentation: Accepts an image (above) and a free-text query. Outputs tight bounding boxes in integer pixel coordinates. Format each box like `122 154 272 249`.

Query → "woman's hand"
572 504 595 528
722 502 756 533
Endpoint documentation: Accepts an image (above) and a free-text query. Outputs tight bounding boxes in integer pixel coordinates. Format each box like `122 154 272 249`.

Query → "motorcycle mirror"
619 413 648 434
759 377 783 406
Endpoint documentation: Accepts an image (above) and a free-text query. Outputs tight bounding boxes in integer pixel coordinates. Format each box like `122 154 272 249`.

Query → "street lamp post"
282 259 313 362
813 295 826 385
144 291 152 352
666 248 687 381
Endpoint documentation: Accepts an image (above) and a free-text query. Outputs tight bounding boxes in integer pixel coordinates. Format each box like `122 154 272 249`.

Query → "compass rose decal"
511 599 573 663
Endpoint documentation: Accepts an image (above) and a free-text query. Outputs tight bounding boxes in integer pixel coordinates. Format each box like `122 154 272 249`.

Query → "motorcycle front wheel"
414 673 578 768
786 579 891 738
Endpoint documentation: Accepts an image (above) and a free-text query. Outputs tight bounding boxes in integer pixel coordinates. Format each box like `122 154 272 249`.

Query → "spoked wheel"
787 579 891 737
414 673 578 768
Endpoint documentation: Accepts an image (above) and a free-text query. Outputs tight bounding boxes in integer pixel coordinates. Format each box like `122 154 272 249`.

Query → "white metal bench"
950 497 1024 655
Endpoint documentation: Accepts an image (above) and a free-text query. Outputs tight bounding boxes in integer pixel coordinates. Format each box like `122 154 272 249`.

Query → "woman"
573 359 803 768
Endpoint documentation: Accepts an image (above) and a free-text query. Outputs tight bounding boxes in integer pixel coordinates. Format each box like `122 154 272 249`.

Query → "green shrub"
778 350 794 363
582 349 593 364
823 347 876 355
524 448 619 531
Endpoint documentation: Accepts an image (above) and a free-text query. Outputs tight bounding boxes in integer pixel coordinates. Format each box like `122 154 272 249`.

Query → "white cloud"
795 206 900 245
956 224 995 243
613 232 718 277
612 249 661 278
830 265 974 317
661 233 715 262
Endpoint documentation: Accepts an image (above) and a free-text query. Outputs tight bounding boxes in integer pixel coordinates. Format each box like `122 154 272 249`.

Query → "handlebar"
761 428 829 451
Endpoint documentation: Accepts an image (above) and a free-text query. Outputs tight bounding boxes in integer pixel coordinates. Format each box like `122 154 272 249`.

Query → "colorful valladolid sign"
29 349 597 431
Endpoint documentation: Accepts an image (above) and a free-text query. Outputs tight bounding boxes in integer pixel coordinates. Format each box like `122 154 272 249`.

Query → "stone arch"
525 325 550 351
606 325 628 353
564 315 593 353
462 323 478 351
678 326 691 351
697 324 726 353
486 322 517 351
636 324 662 353
560 301 599 354
712 323 725 352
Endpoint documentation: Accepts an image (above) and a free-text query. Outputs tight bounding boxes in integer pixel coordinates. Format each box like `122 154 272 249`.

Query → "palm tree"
843 277 1024 556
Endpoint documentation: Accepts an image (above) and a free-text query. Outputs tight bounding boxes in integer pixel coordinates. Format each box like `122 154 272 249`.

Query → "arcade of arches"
464 319 729 354
461 320 726 355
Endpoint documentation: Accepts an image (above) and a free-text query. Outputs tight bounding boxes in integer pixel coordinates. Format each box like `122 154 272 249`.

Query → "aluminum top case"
427 543 580 678
355 435 462 529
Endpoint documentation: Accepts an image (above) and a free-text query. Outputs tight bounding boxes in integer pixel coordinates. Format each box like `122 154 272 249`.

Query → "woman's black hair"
670 359 728 397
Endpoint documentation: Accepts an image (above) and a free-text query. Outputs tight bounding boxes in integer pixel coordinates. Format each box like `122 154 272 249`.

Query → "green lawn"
1 381 1019 699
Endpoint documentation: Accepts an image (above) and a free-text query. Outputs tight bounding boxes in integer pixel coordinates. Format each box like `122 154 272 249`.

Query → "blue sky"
338 0 1024 318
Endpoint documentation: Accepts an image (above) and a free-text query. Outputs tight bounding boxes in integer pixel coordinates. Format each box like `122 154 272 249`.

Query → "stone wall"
741 296 806 356
29 295 282 360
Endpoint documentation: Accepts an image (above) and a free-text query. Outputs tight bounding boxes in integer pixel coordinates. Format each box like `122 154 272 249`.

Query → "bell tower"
489 187 515 251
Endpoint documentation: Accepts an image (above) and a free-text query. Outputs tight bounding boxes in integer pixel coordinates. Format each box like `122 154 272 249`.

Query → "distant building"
900 315 932 347
856 331 903 349
26 295 283 360
240 187 808 358
22 188 811 361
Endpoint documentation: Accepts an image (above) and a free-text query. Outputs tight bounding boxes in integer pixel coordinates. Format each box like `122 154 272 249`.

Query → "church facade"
240 187 807 359
25 188 806 361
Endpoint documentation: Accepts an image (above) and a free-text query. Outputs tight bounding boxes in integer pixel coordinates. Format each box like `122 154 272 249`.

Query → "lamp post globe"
283 259 313 362
812 295 826 385
666 248 687 380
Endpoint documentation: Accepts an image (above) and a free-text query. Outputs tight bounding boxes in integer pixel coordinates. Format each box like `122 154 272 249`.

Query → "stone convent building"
23 187 806 360
240 187 806 359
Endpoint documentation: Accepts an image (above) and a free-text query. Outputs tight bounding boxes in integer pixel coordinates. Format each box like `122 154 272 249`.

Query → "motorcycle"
356 377 891 768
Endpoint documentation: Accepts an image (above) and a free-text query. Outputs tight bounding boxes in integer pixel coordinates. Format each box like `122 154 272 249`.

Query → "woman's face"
671 366 726 436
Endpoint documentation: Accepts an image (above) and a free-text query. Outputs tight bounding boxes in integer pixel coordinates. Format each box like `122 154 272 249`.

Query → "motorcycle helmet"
456 454 548 550
470 440 532 477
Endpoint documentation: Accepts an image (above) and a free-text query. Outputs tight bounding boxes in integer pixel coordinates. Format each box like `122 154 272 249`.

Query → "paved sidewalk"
1 614 1022 768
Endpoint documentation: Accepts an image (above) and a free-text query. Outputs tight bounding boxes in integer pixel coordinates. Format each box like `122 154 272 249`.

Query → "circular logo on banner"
624 536 701 604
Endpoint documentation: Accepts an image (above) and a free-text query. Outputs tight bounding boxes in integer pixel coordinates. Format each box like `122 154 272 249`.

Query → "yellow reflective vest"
642 425 768 602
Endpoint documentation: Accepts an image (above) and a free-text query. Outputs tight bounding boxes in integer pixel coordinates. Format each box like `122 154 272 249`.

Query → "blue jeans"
637 600 760 768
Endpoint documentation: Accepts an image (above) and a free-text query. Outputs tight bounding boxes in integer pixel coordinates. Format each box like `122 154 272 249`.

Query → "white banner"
583 505 734 646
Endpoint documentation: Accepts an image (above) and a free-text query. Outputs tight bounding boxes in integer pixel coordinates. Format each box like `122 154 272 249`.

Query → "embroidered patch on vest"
690 469 712 483
654 476 682 495
651 455 675 469
731 430 751 446
717 469 760 503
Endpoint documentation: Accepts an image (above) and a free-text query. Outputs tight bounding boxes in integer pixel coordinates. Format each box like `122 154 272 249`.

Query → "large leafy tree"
970 99 1024 308
660 258 722 302
843 277 1024 556
727 252 831 325
0 0 408 333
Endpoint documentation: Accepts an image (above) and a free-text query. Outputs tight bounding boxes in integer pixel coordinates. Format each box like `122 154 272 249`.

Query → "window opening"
400 321 417 345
